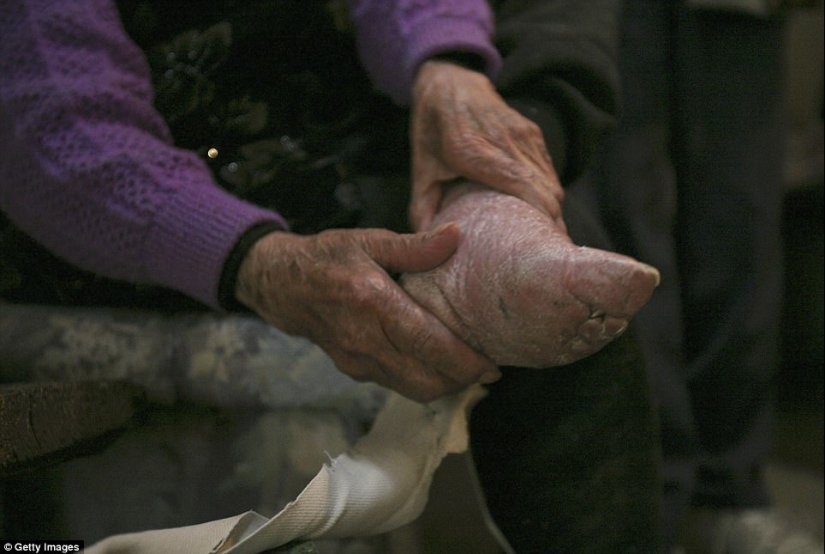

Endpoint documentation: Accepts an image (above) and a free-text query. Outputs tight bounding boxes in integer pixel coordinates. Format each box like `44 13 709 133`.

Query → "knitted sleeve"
0 0 288 309
345 0 502 105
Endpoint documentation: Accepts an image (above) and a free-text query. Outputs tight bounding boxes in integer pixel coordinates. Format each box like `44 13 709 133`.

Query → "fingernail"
429 221 459 236
479 370 502 385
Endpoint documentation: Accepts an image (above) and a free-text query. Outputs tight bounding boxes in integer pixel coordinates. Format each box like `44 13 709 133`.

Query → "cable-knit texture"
346 0 502 104
0 0 288 308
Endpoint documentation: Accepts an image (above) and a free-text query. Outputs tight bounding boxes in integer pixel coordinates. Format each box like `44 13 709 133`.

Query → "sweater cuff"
217 222 285 312
399 18 502 105
144 183 289 309
429 51 487 72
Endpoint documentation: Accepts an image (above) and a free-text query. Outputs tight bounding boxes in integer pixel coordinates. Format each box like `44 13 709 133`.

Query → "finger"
380 297 500 391
470 156 558 211
409 194 436 232
341 274 499 401
459 143 566 221
508 119 560 183
409 177 445 231
511 180 564 221
361 223 462 274
329 333 465 403
411 143 461 231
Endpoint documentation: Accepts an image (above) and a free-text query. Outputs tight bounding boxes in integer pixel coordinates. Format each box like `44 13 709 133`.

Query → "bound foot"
402 182 660 367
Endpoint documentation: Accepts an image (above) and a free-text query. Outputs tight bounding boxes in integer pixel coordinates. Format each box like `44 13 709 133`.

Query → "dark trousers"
591 0 787 545
468 196 664 554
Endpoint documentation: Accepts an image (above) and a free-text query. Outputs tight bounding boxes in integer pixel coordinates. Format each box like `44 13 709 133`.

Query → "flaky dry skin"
401 182 660 367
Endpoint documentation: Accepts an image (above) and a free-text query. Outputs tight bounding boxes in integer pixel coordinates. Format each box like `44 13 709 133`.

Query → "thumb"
365 223 461 275
408 184 442 232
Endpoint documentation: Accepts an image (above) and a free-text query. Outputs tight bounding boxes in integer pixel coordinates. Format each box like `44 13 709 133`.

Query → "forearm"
0 0 288 308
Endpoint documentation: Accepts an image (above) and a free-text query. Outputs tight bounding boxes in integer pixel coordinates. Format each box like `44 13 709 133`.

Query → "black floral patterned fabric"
0 0 409 308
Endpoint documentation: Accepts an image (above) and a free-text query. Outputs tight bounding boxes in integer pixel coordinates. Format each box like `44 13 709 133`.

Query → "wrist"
218 222 285 312
414 56 493 100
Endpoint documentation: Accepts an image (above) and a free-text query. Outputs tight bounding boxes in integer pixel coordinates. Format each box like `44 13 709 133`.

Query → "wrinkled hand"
235 224 500 403
410 59 566 231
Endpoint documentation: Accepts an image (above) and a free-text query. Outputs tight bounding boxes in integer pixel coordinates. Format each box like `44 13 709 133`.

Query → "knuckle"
524 118 543 137
349 272 392 308
512 113 542 136
411 328 436 353
331 353 370 382
345 368 371 383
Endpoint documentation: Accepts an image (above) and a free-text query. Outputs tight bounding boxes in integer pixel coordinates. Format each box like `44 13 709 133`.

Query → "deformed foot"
401 182 660 367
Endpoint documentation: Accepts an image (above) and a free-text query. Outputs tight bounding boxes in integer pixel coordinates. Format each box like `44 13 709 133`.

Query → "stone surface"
0 380 144 476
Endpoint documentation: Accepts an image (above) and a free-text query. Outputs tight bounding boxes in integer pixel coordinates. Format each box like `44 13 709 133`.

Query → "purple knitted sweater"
0 0 500 309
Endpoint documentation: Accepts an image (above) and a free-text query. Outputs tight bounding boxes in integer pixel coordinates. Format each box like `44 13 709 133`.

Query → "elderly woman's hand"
234 224 500 403
410 59 566 232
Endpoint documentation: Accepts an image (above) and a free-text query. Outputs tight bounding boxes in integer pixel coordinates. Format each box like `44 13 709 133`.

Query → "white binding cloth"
85 385 487 554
